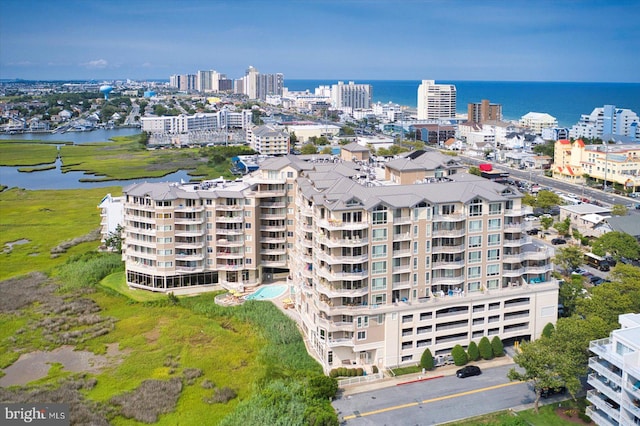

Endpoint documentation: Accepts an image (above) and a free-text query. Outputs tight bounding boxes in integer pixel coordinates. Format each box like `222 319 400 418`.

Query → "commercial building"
417 80 457 120
587 313 640 426
119 152 558 372
519 112 558 135
570 105 640 141
552 139 640 191
468 100 502 124
331 81 373 111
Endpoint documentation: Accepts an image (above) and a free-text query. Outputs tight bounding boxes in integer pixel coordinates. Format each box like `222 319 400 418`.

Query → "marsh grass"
0 187 120 280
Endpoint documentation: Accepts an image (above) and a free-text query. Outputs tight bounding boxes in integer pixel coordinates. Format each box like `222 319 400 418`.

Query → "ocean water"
285 79 640 128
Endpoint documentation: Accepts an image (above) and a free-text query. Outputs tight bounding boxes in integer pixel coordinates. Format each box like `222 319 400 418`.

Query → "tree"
320 146 332 155
535 191 561 209
553 245 584 274
522 193 537 206
553 217 571 237
610 204 628 216
478 337 493 360
508 338 564 413
533 141 555 159
104 224 124 252
300 143 318 155
340 126 355 136
491 336 504 357
540 216 554 231
468 166 481 176
289 131 298 145
592 231 640 260
451 344 468 366
466 341 480 361
542 322 555 338
307 375 338 400
558 275 587 317
420 348 434 370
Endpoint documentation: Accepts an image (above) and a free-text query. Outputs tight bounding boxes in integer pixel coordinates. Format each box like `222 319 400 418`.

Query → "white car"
524 215 537 221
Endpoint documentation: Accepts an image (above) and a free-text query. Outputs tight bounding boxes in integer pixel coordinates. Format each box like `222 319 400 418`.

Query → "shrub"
467 341 480 361
479 336 494 360
110 378 183 423
451 344 468 366
201 379 214 389
542 322 555 338
491 336 504 357
329 369 339 378
371 365 379 374
356 368 363 376
207 386 237 404
308 375 338 400
420 348 434 370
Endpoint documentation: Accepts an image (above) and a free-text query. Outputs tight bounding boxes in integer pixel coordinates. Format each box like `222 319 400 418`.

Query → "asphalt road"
333 365 543 425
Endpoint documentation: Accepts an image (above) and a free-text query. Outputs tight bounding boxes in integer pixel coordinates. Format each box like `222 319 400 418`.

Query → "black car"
539 386 567 398
456 365 482 378
526 228 540 235
551 238 566 245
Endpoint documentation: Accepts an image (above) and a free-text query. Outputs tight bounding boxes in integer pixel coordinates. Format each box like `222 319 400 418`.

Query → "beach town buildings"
586 313 640 426
552 139 640 192
570 105 640 142
417 80 457 120
118 151 558 372
246 124 290 156
467 100 502 124
330 81 373 112
519 112 558 135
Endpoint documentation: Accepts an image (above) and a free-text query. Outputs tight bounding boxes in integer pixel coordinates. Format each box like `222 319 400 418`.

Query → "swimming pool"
244 285 288 301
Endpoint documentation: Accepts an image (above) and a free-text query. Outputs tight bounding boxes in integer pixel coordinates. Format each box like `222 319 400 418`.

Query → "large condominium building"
237 66 284 101
119 151 558 372
169 74 197 92
587 313 640 426
197 70 220 93
246 124 290 155
552 139 640 191
468 99 502 124
519 112 558 135
570 105 640 141
417 80 457 120
331 81 373 111
141 110 252 134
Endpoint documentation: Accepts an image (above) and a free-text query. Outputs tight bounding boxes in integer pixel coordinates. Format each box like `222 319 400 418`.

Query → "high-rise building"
119 152 558 372
570 105 640 141
176 74 197 92
197 70 220 93
330 81 372 110
417 80 457 120
468 99 502 124
586 313 640 426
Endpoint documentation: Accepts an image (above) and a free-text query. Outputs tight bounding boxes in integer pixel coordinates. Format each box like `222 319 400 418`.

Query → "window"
487 249 500 261
469 220 482 232
372 261 387 274
357 331 366 340
372 206 387 224
413 225 418 236
245 223 251 229
468 266 481 279
413 257 418 270
487 279 499 290
402 314 413 323
489 203 502 215
468 281 481 292
245 259 252 265
469 198 483 216
372 244 387 258
357 316 369 328
371 277 387 291
245 234 252 241
425 272 430 284
372 293 386 305
245 211 252 217
413 241 418 254
425 240 431 253
287 171 294 178
488 218 501 230
468 251 482 263
488 234 501 246
487 264 500 276
328 351 333 365
469 236 482 248
246 247 252 253
372 228 387 241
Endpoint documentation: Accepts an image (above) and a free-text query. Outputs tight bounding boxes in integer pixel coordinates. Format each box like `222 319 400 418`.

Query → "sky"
1 0 639 83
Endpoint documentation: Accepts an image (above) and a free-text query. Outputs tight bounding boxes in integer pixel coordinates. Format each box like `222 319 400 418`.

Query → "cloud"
82 59 108 69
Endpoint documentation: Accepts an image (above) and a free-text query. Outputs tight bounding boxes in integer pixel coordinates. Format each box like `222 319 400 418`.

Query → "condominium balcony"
392 216 412 225
431 260 465 269
176 252 205 261
392 264 411 274
299 222 314 232
216 228 244 235
174 217 205 225
317 218 369 231
175 229 205 237
215 251 243 259
216 238 243 247
589 357 623 387
175 204 205 213
129 226 155 236
124 213 155 224
587 390 620 423
433 212 466 222
215 263 244 271
316 267 369 281
251 189 286 197
504 223 525 232
431 276 465 286
261 259 288 267
317 235 368 247
621 400 640 419
432 228 466 237
176 265 205 273
505 208 529 217
215 204 243 211
392 232 412 241
503 237 531 247
327 338 355 348
215 215 244 223
261 213 287 220
261 247 287 255
316 281 368 298
584 407 617 426
316 251 368 265
524 264 553 274
260 224 287 232
300 238 313 248
260 201 286 208
588 373 622 401
432 244 465 253
392 249 412 258
261 235 287 243
391 280 411 290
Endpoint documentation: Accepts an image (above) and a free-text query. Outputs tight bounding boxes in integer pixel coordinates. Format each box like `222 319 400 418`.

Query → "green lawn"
99 271 166 302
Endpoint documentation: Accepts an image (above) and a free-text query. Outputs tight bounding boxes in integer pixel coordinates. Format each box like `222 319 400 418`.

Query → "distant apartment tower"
246 124 290 155
519 112 558 136
570 105 640 141
172 74 197 92
197 70 220 93
468 99 502 124
417 80 457 120
331 81 372 110
586 313 640 426
237 66 284 101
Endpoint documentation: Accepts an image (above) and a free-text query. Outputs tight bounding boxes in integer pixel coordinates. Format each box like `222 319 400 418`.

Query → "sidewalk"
340 355 515 396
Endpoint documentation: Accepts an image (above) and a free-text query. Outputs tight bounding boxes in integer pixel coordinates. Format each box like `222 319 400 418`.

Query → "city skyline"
1 0 639 83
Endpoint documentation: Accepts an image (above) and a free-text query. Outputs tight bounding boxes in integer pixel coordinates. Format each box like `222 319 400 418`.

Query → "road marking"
342 381 524 421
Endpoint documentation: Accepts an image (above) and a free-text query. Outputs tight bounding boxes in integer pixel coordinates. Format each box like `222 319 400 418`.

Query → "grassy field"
0 186 121 280
0 142 59 166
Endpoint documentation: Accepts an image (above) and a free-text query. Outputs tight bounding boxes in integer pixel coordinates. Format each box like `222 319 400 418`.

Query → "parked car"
571 268 587 275
539 386 567 398
524 215 537 222
456 365 482 378
551 238 567 245
604 256 617 266
591 277 605 286
526 228 540 235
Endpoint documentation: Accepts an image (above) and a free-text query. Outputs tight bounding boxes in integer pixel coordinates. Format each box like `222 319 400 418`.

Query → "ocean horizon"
284 79 640 128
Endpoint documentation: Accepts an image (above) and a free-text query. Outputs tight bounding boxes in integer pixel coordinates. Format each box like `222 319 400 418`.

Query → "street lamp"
603 138 611 191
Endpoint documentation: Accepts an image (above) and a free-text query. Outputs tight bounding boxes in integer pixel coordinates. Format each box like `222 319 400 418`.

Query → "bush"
420 348 434 370
467 341 480 361
479 337 494 360
329 369 339 378
491 336 504 357
451 344 468 366
371 365 378 374
207 386 237 404
308 375 338 400
356 368 363 376
110 378 183 423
